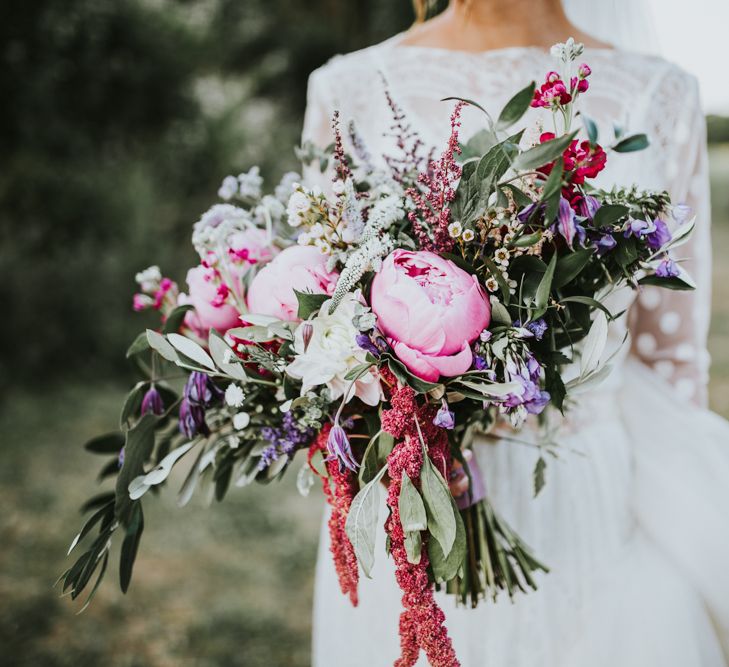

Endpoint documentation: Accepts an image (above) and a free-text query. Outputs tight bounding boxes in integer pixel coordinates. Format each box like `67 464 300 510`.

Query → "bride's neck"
403 0 607 52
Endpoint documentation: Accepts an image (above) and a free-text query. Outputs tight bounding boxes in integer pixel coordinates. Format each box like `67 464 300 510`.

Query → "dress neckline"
385 31 616 59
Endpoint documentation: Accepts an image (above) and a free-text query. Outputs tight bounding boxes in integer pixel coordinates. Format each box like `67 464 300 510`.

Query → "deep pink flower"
531 72 573 108
181 265 243 336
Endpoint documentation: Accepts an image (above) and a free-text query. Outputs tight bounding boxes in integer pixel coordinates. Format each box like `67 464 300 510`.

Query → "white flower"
485 277 499 292
309 222 325 238
218 175 239 201
228 435 241 449
135 265 162 292
315 239 331 255
448 221 463 238
286 292 382 406
237 166 263 200
225 383 245 408
462 229 475 242
274 172 301 203
495 248 510 265
233 412 251 430
332 180 346 195
286 190 311 227
297 232 312 245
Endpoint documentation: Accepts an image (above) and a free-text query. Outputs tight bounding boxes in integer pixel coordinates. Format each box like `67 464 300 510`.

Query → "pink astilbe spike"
406 102 465 253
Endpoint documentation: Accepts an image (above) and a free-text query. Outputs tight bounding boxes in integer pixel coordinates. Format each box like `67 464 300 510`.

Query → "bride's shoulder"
597 49 699 96
306 38 395 96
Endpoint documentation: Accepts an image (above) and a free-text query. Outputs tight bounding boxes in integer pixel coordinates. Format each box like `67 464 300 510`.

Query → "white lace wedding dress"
302 34 729 666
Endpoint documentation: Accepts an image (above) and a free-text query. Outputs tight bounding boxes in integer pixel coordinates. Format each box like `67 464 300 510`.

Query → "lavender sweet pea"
555 197 586 248
326 424 359 472
141 386 164 416
433 402 455 430
178 371 223 438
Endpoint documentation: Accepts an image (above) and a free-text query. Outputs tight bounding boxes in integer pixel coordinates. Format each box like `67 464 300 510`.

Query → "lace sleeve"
301 67 335 192
628 71 712 407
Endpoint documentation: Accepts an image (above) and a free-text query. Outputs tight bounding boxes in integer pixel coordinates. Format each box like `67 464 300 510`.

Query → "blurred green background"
2 1 728 666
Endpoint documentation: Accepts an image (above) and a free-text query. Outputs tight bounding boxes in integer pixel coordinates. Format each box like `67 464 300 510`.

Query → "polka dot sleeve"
628 71 712 407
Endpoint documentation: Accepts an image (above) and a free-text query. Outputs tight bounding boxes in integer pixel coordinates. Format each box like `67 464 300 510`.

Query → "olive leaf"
420 456 457 558
345 466 387 577
399 471 427 532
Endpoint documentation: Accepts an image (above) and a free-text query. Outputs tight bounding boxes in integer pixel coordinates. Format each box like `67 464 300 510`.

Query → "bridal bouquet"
62 40 694 666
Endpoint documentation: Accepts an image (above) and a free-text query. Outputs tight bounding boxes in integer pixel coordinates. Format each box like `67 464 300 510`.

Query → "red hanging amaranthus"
308 424 360 606
406 102 465 254
381 379 460 667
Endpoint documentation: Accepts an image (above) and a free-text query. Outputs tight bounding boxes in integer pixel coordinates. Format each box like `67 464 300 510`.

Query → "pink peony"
181 265 243 336
246 245 339 322
371 249 490 382
227 228 278 269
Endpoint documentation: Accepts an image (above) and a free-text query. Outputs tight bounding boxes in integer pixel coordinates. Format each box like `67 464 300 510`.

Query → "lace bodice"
301 35 712 407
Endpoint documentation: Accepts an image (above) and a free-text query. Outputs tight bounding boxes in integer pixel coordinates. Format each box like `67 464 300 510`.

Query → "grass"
1 146 728 667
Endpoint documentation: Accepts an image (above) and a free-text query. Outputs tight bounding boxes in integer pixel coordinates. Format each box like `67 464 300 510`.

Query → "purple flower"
326 424 359 472
433 403 455 430
356 333 381 358
655 258 680 278
179 398 208 438
517 202 542 223
646 218 671 250
578 195 601 219
672 203 692 224
555 197 586 248
185 371 223 406
118 446 125 469
624 217 651 239
594 233 617 255
526 318 548 341
473 355 488 371
258 411 314 470
179 372 222 437
141 386 164 416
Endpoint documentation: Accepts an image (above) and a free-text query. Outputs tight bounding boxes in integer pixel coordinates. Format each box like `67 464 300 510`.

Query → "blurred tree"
0 0 413 391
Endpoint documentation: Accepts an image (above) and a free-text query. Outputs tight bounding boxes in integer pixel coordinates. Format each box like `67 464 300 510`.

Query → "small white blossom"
274 172 300 203
332 180 346 195
297 232 311 245
286 190 311 226
228 435 241 449
462 229 475 242
233 412 251 430
135 265 162 292
495 248 510 265
225 383 245 408
448 221 463 238
237 166 263 200
218 175 239 201
309 222 325 238
550 37 584 63
485 277 499 292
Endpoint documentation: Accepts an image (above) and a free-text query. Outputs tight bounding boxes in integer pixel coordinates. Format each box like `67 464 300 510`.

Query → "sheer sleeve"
301 67 335 192
628 70 712 407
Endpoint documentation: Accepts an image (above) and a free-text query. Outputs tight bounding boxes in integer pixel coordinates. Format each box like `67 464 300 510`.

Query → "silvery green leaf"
662 216 695 251
580 311 608 378
566 363 614 394
234 457 260 488
491 336 509 360
399 471 427 532
404 530 422 565
533 456 547 497
128 442 195 500
457 380 523 397
266 455 288 479
177 447 206 507
227 325 274 343
167 333 215 371
209 332 247 382
426 495 466 583
296 463 315 497
489 296 512 326
345 466 387 578
243 313 280 326
420 457 457 558
146 329 179 363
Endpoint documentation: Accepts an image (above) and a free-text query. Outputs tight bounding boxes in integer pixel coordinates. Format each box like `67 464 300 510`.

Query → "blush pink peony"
247 245 339 322
370 249 490 382
181 265 244 336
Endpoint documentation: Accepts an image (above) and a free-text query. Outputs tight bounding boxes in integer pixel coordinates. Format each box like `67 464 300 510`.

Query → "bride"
301 1 729 665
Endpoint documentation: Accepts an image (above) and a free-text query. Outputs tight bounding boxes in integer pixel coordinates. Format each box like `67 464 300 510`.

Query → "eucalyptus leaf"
167 333 215 371
404 530 423 565
512 131 578 172
146 329 179 363
580 311 608 378
496 81 535 130
534 252 557 318
126 332 150 358
420 457 457 558
613 133 649 153
399 471 427 532
209 331 247 381
553 249 593 288
345 466 387 577
593 204 629 228
427 496 466 583
489 297 512 326
533 456 547 497
119 503 144 593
